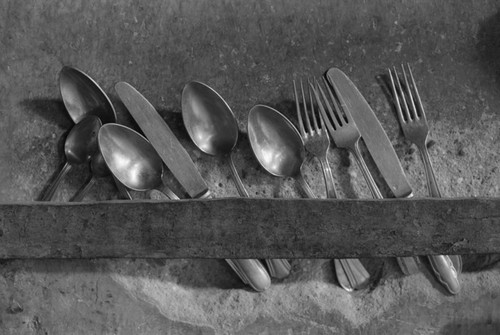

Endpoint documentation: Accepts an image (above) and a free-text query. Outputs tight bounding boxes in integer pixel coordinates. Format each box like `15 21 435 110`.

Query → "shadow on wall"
477 10 500 84
440 322 500 335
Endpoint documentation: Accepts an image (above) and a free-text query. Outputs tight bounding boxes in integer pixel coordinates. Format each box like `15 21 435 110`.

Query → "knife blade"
326 68 419 274
326 68 412 199
115 82 210 199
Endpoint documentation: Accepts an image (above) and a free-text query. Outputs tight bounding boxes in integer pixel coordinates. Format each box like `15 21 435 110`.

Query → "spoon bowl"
247 105 305 179
182 81 247 196
59 66 117 124
182 81 238 156
98 124 178 199
41 115 102 201
248 104 314 197
98 124 163 191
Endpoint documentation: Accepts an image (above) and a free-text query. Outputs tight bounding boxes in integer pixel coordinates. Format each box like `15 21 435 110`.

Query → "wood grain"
0 198 498 259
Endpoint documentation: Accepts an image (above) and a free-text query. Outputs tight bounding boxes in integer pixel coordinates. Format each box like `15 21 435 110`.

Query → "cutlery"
41 115 101 201
70 150 110 202
115 82 210 199
325 68 420 275
248 104 315 198
59 66 130 200
59 66 117 124
97 123 180 200
294 79 370 291
318 73 420 275
182 81 288 283
116 81 270 291
388 63 461 294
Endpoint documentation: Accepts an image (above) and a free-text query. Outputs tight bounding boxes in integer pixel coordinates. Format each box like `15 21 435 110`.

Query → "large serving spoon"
182 81 291 281
97 123 179 200
41 115 101 201
247 105 369 291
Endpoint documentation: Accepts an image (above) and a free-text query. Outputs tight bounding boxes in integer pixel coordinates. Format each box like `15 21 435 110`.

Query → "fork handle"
317 156 338 198
418 142 442 198
350 142 383 199
296 173 316 198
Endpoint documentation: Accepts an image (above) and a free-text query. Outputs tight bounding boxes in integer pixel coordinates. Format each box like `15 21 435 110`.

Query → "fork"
294 79 370 292
311 77 421 277
388 63 461 295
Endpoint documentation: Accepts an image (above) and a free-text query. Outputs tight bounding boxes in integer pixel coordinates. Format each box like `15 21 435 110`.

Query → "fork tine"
388 68 407 125
323 76 351 125
309 80 337 136
301 79 313 134
307 79 320 132
314 78 342 130
293 80 306 136
393 66 412 122
401 64 419 121
322 76 348 126
406 63 427 122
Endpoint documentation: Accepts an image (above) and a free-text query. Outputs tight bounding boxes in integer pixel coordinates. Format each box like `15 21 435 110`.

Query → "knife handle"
428 255 460 294
265 259 291 279
226 259 271 292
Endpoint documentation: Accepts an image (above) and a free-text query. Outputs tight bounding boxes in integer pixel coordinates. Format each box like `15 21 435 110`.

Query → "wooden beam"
0 198 498 259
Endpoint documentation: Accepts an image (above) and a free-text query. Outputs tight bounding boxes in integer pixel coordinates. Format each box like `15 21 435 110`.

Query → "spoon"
97 123 180 200
70 150 110 202
98 124 270 291
59 65 131 199
247 105 369 291
41 115 101 201
59 66 117 124
247 105 315 197
182 81 291 281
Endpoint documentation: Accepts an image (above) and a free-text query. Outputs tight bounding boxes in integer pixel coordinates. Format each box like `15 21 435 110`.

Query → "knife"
325 68 421 275
326 68 462 280
115 82 210 199
116 82 271 291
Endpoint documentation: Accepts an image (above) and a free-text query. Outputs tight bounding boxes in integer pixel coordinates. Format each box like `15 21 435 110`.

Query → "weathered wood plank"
0 198 498 259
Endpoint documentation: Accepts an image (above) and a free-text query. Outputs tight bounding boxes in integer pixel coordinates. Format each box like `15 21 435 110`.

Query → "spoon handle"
160 185 180 200
112 176 132 200
70 175 97 202
228 153 249 197
41 161 72 201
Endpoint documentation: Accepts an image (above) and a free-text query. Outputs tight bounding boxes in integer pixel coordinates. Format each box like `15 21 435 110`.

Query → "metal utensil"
97 123 179 200
182 82 290 281
388 64 461 295
182 81 248 196
295 79 370 292
70 150 110 202
41 115 101 201
325 68 420 276
115 82 210 199
316 75 420 276
59 66 131 199
59 66 116 124
248 104 315 197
